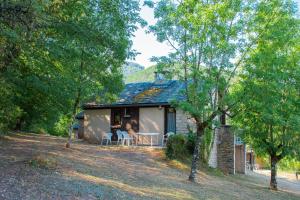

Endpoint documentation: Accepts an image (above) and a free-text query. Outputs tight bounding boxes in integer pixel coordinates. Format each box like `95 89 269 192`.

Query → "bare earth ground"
0 133 299 200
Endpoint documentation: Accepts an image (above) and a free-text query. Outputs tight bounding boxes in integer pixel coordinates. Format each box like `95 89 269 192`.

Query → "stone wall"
217 126 235 174
175 109 196 134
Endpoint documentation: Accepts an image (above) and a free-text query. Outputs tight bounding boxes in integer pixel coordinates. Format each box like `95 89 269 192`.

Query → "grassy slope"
0 133 299 200
125 65 156 83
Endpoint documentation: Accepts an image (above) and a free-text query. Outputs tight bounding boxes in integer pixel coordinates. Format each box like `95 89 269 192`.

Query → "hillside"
1 133 299 200
125 65 156 83
122 62 145 77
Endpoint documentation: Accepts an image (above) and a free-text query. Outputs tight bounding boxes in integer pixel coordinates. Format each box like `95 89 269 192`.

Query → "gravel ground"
0 133 299 200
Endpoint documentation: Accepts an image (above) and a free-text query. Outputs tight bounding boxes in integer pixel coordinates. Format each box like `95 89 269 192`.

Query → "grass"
125 65 156 83
0 133 299 200
28 155 58 170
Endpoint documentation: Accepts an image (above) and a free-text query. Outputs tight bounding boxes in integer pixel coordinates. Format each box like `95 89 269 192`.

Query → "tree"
43 0 144 147
149 0 253 182
232 0 300 190
0 0 144 138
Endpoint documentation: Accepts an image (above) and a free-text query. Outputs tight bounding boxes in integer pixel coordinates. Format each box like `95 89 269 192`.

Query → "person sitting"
125 123 138 145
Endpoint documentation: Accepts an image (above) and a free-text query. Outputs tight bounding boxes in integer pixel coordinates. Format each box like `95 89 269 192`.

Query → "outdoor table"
137 132 160 146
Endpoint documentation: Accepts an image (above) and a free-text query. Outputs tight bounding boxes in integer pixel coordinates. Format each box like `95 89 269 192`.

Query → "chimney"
154 71 167 83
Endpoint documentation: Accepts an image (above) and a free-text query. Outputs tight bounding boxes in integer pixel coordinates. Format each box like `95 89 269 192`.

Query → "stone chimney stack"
154 71 167 83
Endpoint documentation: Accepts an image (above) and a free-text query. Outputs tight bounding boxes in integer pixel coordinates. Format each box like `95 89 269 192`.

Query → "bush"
278 158 300 172
165 134 189 160
53 114 71 136
186 132 196 154
29 155 57 170
165 131 213 164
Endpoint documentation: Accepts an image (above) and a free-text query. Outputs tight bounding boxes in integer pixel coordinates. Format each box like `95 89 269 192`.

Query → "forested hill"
122 62 145 77
125 65 156 83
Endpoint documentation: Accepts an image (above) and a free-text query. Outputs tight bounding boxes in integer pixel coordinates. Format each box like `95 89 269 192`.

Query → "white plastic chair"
121 131 133 146
101 132 112 145
162 132 175 146
116 130 123 145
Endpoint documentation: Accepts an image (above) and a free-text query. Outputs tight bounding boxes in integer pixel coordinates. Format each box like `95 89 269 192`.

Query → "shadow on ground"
0 133 299 200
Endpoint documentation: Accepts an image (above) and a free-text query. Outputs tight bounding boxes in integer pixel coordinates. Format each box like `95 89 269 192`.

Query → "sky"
130 1 300 68
129 4 171 67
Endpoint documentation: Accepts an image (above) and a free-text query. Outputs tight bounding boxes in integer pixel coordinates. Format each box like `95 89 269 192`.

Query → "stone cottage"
80 75 246 174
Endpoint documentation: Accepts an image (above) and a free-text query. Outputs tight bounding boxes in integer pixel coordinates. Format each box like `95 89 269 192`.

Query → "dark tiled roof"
84 80 186 108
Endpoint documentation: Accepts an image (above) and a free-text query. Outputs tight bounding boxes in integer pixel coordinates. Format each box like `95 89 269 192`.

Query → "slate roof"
84 80 186 109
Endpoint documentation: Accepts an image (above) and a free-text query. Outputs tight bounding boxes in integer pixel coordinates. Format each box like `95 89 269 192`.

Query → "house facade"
80 77 246 174
83 80 196 145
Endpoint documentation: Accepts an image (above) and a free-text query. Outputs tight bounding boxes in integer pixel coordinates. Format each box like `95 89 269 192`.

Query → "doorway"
110 107 139 141
165 107 176 134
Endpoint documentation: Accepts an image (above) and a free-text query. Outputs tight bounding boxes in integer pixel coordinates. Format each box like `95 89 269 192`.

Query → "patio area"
101 130 172 147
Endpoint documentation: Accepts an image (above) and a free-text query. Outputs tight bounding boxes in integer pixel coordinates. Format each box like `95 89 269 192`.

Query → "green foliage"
0 79 22 132
165 134 188 160
256 156 300 172
53 115 72 137
150 0 252 123
186 132 196 154
0 0 143 135
278 158 300 172
150 0 254 179
232 0 300 162
185 130 213 163
165 132 212 163
200 129 214 164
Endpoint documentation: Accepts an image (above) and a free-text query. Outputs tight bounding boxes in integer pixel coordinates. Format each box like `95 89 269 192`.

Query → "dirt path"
0 133 299 200
250 170 300 196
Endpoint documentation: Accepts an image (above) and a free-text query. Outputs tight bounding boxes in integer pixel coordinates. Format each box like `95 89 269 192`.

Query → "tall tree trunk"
270 155 278 190
66 50 84 148
218 89 226 125
188 124 205 182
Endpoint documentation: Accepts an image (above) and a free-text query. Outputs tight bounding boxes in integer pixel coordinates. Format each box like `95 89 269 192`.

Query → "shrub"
165 134 188 160
186 132 196 154
29 123 48 135
165 131 214 162
278 158 300 172
29 155 57 170
53 114 71 136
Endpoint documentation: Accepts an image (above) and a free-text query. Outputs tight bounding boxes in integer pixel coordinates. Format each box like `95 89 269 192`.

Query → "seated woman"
125 123 138 145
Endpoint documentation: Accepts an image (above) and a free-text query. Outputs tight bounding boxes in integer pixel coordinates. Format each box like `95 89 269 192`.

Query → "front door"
165 107 176 133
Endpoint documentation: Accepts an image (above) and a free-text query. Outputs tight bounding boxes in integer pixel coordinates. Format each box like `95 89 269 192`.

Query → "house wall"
139 107 164 145
84 109 111 144
175 109 196 134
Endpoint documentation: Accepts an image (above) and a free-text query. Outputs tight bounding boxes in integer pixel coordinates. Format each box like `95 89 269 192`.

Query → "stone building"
79 75 246 174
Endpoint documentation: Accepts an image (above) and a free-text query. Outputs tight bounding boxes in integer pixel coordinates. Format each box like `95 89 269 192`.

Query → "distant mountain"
122 62 145 77
125 65 157 83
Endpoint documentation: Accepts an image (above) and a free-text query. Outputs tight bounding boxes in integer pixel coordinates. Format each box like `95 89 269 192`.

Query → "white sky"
128 4 171 68
130 0 300 68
